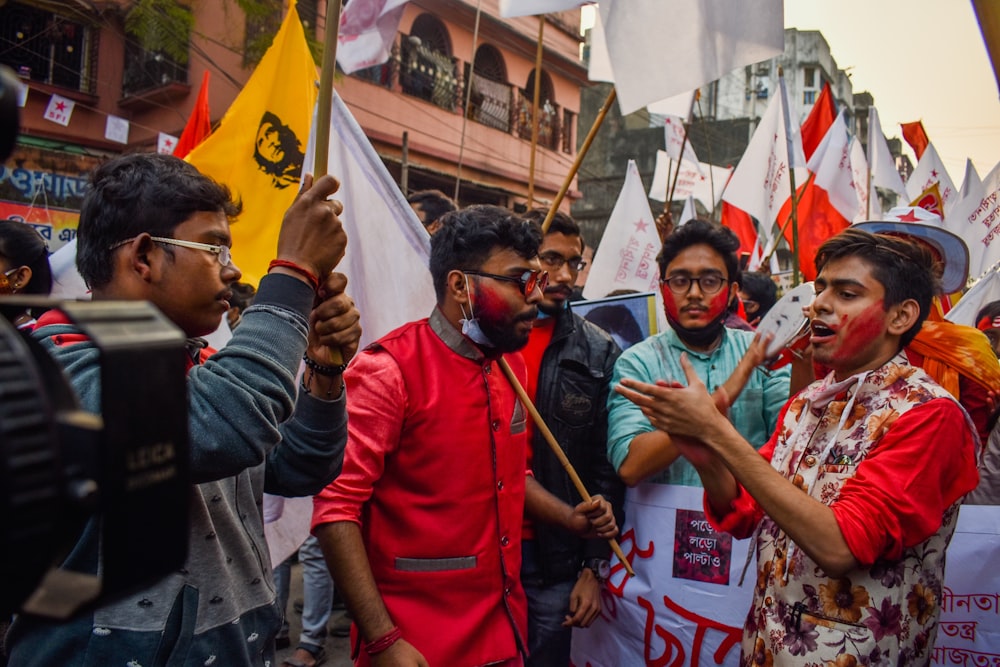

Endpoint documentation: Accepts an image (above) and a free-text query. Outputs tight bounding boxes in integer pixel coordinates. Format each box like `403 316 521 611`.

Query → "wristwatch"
582 558 611 582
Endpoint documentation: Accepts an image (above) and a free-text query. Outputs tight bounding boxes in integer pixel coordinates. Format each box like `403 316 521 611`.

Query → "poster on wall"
0 201 80 251
571 485 1000 666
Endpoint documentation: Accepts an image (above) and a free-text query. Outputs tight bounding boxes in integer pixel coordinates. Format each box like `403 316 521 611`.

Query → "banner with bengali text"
570 485 1000 666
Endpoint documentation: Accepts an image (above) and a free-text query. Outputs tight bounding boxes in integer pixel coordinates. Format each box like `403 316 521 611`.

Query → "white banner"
648 151 730 208
571 485 1000 666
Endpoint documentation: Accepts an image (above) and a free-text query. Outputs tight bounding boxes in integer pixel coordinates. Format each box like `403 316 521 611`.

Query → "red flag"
800 81 835 162
174 70 212 158
900 120 930 161
720 200 758 256
778 174 851 282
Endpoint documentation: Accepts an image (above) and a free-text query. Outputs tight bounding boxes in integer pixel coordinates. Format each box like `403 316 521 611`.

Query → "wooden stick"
540 87 617 233
498 358 635 577
313 0 345 365
526 16 545 209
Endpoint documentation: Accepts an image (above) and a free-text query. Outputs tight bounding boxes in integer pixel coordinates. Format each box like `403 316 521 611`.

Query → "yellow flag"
187 3 317 285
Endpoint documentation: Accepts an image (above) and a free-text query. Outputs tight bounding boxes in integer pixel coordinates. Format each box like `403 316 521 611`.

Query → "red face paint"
828 300 886 366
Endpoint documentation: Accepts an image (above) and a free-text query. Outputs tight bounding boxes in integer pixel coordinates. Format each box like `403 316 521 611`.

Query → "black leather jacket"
530 307 625 584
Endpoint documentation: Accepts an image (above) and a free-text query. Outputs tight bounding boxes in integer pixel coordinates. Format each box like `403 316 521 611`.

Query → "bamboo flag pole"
526 16 545 209
778 68 801 286
498 358 635 577
662 158 674 213
312 0 345 365
454 0 485 202
540 87 617 233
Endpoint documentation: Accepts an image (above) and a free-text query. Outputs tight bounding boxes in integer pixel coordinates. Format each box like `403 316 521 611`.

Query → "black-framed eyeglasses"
660 273 726 295
539 252 587 272
464 269 549 296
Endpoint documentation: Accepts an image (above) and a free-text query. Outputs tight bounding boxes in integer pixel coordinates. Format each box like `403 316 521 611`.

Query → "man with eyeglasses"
312 206 617 667
515 209 624 666
7 153 362 667
609 220 790 487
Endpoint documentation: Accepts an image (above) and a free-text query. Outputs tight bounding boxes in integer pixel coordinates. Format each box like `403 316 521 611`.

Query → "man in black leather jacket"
520 209 625 666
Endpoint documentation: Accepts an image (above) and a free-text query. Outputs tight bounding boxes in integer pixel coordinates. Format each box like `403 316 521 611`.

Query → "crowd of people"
0 152 996 667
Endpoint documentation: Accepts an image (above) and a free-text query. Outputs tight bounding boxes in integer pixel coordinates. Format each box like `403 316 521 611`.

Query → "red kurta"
313 311 529 666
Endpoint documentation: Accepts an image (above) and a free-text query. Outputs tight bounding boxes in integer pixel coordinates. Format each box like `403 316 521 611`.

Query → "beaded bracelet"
365 626 402 656
302 354 348 377
267 259 321 292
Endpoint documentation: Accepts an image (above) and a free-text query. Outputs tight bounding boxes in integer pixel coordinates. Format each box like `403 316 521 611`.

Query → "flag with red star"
43 94 74 126
156 132 178 155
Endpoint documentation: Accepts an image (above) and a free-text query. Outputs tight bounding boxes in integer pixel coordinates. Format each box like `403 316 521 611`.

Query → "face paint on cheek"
831 301 886 362
660 285 682 320
474 284 512 322
706 288 731 319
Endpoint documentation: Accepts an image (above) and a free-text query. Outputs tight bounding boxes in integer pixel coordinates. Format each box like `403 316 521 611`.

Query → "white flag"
663 115 702 174
950 161 1000 280
306 92 435 348
905 143 957 214
105 115 130 144
867 107 906 197
583 160 660 299
16 80 28 107
157 132 178 155
43 93 75 126
586 8 614 83
959 159 983 201
336 0 408 75
722 82 805 251
947 269 1000 327
678 195 697 226
599 0 784 115
648 151 730 209
849 136 881 222
807 111 857 221
500 0 588 17
647 90 698 119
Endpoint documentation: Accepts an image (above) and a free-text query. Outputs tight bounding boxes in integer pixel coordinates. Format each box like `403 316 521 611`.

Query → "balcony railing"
348 32 572 155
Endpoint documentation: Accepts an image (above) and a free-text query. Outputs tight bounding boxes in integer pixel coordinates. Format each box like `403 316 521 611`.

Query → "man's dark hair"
975 300 1000 326
815 228 938 348
229 281 257 313
77 153 241 290
429 205 541 301
407 190 456 227
657 219 741 284
740 271 778 317
0 219 52 295
522 208 585 251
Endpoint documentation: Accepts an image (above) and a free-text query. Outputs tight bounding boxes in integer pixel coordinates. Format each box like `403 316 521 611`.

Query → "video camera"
0 298 190 619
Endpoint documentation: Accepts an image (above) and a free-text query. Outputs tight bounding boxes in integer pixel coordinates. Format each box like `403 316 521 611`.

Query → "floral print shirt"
710 354 979 667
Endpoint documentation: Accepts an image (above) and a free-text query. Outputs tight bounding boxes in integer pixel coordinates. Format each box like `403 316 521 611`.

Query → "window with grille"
0 2 95 93
400 13 457 110
803 89 817 105
467 43 511 131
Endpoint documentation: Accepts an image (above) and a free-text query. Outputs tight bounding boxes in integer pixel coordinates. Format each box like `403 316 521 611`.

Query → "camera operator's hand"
274 173 347 281
302 273 361 399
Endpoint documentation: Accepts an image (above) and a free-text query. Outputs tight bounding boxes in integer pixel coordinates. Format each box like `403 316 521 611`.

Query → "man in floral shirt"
615 228 979 666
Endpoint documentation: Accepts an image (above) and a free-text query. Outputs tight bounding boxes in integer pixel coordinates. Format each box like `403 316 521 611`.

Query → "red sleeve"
704 399 795 538
832 398 979 566
312 348 406 529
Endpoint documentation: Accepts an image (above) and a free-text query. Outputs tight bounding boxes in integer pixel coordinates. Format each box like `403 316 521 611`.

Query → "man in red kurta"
313 206 617 667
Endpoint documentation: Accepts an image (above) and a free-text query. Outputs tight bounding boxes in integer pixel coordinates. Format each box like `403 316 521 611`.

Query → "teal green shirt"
607 326 790 486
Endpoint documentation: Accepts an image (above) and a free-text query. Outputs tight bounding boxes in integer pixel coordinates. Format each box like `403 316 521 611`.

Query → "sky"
582 2 999 186
784 0 999 186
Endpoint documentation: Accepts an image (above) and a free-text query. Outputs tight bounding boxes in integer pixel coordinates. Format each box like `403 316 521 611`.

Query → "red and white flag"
800 81 836 162
905 142 957 215
598 0 783 114
157 132 178 155
722 79 806 254
867 106 906 197
583 160 660 299
43 93 74 126
663 114 703 174
336 0 408 75
777 111 853 281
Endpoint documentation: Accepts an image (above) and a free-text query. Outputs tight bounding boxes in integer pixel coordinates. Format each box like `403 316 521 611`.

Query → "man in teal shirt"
608 220 789 487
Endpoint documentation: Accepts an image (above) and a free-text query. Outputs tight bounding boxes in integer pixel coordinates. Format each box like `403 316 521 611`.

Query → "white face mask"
458 274 494 347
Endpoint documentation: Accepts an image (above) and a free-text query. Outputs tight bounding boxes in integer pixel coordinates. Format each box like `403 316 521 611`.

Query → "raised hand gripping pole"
498 358 635 577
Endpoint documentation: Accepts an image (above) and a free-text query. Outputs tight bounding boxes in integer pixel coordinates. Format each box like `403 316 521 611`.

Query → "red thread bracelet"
365 626 402 655
267 259 320 292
